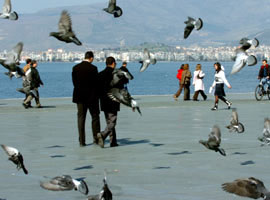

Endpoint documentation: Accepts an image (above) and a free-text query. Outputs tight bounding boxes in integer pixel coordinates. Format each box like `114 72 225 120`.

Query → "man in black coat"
72 51 100 147
119 61 134 90
97 56 121 148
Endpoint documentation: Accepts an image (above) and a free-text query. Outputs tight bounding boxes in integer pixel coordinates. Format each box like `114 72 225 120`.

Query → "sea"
0 61 260 99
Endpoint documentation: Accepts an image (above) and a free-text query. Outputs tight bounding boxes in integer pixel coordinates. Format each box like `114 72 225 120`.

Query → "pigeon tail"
22 164 28 174
217 148 226 156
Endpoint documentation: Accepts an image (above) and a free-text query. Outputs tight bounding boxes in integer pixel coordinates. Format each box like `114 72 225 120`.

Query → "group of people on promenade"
173 62 232 110
72 51 132 148
20 59 43 108
174 60 270 110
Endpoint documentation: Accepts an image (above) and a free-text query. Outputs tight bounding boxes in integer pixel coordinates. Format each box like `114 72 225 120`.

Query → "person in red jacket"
173 64 184 100
258 59 270 89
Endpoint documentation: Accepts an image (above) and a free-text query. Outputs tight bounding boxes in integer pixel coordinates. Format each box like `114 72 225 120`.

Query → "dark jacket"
99 67 121 112
30 67 43 89
258 64 270 79
72 61 99 105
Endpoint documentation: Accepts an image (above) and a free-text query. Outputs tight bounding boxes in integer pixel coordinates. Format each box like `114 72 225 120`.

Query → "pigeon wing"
58 10 72 34
2 0 11 14
1 144 19 156
184 24 194 39
230 49 247 74
107 0 116 10
143 48 150 59
140 61 150 72
231 109 238 125
6 42 23 65
208 125 221 145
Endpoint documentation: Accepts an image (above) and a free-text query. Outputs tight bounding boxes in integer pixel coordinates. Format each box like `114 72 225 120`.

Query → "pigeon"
87 175 112 200
139 48 157 72
258 118 270 145
103 0 122 18
199 125 226 156
226 108 245 133
40 175 88 195
1 144 28 174
0 0 18 20
222 177 270 199
183 17 203 39
0 42 24 79
50 10 82 46
110 68 133 87
108 88 141 115
231 38 259 74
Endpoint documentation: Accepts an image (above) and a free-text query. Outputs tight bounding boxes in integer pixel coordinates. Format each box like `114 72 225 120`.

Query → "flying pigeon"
108 88 142 115
0 0 18 20
226 108 245 133
87 175 112 200
40 175 88 195
199 125 226 156
110 68 133 87
231 38 259 74
222 177 270 199
50 10 82 46
258 118 270 145
103 0 122 18
1 144 28 174
183 17 203 39
139 48 157 72
0 42 24 79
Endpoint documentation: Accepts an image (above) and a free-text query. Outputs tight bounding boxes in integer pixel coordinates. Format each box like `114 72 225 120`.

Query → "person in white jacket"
192 64 207 101
210 62 232 110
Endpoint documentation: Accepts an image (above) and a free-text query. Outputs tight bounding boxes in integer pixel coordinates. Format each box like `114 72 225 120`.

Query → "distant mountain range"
1 0 270 51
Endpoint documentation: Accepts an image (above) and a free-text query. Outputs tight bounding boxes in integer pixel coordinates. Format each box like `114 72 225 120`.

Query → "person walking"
72 51 100 147
192 64 207 101
23 60 43 108
173 64 184 100
22 58 32 107
210 62 232 111
181 64 192 100
97 56 123 148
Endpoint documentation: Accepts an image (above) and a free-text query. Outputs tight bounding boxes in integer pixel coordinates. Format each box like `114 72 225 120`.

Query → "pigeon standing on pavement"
87 175 112 200
199 125 226 156
258 118 270 145
139 48 157 72
103 0 122 18
231 38 259 74
50 10 82 46
183 17 203 39
1 144 28 174
226 108 245 133
40 175 88 195
108 88 142 115
0 42 24 79
0 0 18 20
222 177 270 199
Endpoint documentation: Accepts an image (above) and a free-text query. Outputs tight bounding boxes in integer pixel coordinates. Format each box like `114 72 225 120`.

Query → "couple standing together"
72 51 130 148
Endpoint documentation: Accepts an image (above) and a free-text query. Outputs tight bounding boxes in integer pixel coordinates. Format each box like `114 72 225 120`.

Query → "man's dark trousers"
77 103 100 145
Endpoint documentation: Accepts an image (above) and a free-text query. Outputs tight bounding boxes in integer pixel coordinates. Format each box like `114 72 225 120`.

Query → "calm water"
0 61 260 99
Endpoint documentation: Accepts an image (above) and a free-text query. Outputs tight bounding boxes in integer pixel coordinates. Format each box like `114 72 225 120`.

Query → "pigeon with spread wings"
0 0 18 20
50 10 82 46
199 125 226 156
0 42 24 79
222 177 270 199
183 17 203 39
103 0 122 18
40 175 88 195
1 144 28 174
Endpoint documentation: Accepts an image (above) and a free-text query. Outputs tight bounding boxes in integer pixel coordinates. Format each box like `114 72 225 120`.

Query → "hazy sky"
12 0 106 13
